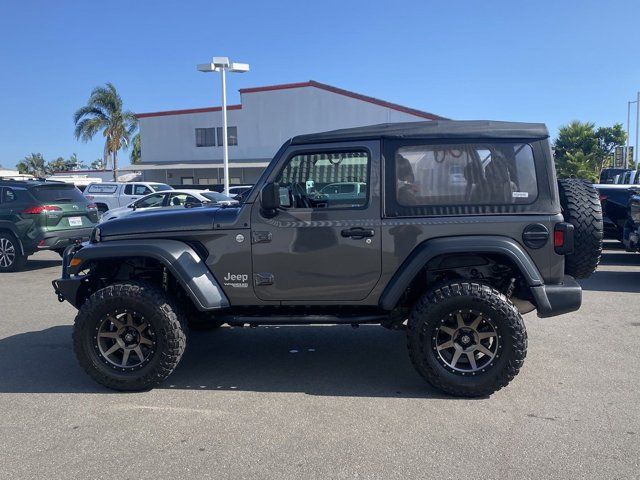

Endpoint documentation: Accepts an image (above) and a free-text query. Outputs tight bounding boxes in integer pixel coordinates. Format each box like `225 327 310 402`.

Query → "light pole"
626 96 638 169
636 91 640 166
197 57 249 195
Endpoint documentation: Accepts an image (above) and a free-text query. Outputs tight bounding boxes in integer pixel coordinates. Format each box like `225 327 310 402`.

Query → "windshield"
30 185 87 203
150 184 173 192
202 192 233 203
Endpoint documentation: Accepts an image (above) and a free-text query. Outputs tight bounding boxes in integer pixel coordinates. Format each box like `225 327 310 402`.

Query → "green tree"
130 133 141 164
68 153 87 170
74 83 138 181
596 124 627 169
553 121 626 182
90 159 105 170
16 153 49 177
48 156 73 172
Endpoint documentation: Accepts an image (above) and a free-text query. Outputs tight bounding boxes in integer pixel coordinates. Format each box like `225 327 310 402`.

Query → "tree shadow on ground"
0 324 455 399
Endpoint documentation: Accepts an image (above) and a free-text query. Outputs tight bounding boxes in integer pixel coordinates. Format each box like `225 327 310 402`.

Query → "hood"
97 205 240 238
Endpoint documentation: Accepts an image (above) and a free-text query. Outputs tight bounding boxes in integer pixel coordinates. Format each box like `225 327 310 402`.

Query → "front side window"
391 143 537 212
275 151 370 209
135 193 166 208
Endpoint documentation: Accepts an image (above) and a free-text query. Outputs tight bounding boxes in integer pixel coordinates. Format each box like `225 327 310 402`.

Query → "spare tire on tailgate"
557 179 603 278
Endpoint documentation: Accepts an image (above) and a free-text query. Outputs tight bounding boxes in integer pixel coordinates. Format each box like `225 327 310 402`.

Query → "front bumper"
52 243 87 309
531 275 582 318
36 227 94 251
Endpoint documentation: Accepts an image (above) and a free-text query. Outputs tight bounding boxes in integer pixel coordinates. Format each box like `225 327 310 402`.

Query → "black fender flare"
379 235 543 311
68 239 230 311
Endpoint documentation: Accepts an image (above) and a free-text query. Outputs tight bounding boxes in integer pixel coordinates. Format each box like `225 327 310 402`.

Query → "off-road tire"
407 282 527 397
557 179 603 278
73 282 187 391
0 232 27 273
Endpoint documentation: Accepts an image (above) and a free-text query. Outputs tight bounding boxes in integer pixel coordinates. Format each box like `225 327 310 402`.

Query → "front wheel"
407 282 527 397
73 282 187 391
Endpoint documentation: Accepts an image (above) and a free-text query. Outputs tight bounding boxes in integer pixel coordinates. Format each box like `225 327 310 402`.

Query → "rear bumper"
531 275 582 318
35 227 94 251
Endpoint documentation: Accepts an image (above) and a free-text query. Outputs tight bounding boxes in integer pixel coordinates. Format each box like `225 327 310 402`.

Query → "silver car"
99 189 237 222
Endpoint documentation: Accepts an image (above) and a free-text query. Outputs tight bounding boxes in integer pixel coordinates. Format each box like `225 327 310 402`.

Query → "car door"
250 141 382 302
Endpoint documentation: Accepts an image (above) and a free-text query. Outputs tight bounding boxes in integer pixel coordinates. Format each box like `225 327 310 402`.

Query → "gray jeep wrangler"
53 120 603 397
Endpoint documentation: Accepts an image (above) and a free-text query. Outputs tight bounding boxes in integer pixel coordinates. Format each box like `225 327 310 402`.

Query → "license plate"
68 217 83 227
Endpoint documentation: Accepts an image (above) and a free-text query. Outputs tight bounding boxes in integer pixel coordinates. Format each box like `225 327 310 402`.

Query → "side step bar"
217 314 390 326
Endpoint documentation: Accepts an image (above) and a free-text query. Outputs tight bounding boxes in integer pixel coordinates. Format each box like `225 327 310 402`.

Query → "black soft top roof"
291 120 549 145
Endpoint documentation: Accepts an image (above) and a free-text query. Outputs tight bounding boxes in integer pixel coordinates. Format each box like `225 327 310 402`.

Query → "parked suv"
0 179 99 271
53 121 603 397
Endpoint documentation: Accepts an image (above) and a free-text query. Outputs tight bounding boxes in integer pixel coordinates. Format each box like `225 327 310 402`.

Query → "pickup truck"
83 182 172 214
594 183 640 240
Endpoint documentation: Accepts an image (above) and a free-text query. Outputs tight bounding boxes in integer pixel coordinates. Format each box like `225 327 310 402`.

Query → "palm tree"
74 83 137 181
16 153 48 177
130 133 141 164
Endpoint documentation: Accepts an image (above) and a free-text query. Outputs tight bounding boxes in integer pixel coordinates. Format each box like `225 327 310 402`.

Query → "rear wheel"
0 233 27 272
407 282 527 397
558 179 603 278
73 282 187 391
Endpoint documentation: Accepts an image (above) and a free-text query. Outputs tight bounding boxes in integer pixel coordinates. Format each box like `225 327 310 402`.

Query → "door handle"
341 227 375 239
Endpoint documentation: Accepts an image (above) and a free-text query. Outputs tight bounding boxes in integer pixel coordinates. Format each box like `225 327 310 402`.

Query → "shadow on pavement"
20 258 61 272
580 248 640 292
0 324 450 399
598 252 640 267
580 270 640 293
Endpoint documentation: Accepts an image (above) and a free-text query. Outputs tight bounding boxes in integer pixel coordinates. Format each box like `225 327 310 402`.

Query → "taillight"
86 203 98 210
554 222 575 255
21 205 62 214
554 230 565 248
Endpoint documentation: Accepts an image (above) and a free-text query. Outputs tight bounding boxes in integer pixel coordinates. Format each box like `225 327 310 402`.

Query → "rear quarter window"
87 184 118 194
386 142 539 216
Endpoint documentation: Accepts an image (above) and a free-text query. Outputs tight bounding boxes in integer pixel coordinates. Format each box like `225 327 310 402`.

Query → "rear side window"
134 185 152 195
30 185 86 203
2 188 17 203
87 184 117 194
388 142 537 216
150 184 172 192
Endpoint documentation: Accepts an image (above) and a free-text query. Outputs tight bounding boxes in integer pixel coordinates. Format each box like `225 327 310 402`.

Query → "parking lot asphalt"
0 242 638 480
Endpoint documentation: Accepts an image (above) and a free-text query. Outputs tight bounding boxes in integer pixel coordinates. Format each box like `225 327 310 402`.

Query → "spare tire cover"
558 179 603 279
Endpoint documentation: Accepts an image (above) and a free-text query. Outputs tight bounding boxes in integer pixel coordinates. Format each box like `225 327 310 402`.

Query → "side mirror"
260 182 280 216
129 203 136 210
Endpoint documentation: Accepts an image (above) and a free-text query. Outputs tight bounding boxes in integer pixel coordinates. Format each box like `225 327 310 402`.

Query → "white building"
136 80 444 187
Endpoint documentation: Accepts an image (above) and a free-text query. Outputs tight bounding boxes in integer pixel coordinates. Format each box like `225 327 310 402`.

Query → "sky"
1 0 639 169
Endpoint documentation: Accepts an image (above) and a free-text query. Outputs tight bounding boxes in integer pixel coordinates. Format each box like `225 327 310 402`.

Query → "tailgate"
29 184 99 229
